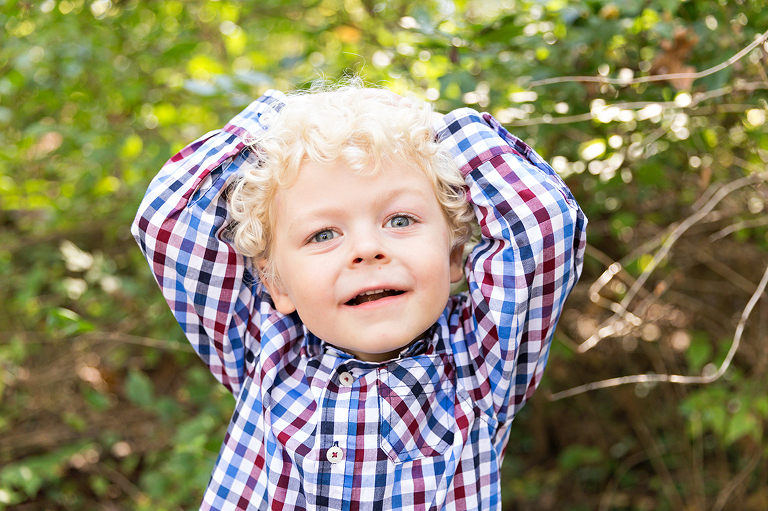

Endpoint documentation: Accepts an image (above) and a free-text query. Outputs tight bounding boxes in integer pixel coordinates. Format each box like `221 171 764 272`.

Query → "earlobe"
258 260 297 315
449 244 465 283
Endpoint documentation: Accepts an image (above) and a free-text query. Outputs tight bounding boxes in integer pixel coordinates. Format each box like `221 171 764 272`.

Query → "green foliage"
0 442 95 508
2 0 767 509
681 381 767 445
558 445 605 471
124 369 155 408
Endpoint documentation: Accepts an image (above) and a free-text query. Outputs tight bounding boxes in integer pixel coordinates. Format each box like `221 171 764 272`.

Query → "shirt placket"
316 361 360 509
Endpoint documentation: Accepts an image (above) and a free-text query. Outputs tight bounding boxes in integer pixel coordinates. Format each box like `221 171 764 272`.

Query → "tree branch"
504 81 768 127
528 29 768 87
548 258 768 400
711 448 762 511
581 170 768 353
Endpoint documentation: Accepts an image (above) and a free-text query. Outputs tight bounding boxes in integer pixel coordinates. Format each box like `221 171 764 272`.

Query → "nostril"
351 252 387 264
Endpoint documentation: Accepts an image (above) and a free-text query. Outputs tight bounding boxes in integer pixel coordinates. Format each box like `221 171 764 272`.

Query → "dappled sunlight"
2 0 768 509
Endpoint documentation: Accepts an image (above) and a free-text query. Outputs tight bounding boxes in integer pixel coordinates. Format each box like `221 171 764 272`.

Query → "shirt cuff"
222 89 288 141
434 108 521 176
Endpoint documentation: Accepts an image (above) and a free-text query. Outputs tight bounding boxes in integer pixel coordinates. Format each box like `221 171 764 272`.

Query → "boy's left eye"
311 229 337 243
386 215 414 228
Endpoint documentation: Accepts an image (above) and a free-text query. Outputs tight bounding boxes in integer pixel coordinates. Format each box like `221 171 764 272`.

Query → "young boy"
132 84 586 510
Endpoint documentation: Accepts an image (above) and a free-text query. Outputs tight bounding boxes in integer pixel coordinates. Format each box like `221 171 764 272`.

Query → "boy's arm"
435 108 587 423
131 91 286 396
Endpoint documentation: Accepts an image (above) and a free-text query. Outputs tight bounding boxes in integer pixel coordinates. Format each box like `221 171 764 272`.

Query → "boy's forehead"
292 155 429 181
274 159 438 212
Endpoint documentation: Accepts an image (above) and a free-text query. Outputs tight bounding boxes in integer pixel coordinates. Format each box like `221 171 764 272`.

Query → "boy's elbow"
131 203 162 253
131 210 150 240
558 192 586 237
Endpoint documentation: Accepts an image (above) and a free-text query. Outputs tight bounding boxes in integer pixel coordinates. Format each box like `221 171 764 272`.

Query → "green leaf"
656 0 682 13
557 445 604 471
0 443 93 499
125 369 155 408
685 332 712 373
725 411 760 445
46 307 95 337
83 386 113 411
754 395 768 419
702 405 727 437
174 414 217 450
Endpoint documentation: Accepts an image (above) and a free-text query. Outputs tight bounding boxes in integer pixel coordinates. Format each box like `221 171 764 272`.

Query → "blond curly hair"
228 82 474 285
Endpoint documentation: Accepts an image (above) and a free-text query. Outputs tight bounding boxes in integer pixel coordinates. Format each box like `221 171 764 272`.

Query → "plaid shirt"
132 90 586 511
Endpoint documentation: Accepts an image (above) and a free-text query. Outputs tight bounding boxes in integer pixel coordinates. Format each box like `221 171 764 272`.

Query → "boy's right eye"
311 229 337 243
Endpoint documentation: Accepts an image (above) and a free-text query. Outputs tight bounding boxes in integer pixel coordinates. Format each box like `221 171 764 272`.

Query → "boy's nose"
352 252 387 265
349 234 390 266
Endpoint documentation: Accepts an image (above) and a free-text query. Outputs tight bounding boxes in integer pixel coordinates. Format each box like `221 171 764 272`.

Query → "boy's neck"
333 331 428 362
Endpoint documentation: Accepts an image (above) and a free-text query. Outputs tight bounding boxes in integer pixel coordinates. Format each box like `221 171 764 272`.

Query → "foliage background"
1 0 767 509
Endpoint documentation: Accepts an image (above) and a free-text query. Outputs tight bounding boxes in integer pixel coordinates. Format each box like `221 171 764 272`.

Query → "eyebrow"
373 185 433 209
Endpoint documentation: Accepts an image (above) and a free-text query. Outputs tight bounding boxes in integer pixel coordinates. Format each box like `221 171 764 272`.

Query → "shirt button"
339 371 354 387
326 445 344 463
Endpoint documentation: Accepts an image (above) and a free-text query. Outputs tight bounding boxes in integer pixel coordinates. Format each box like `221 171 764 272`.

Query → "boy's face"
262 159 464 362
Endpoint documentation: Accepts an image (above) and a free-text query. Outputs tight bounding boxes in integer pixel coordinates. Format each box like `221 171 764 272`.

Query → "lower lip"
344 292 407 311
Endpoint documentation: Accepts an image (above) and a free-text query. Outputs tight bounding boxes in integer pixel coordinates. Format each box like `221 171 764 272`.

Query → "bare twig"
711 448 762 511
528 29 768 87
692 103 768 116
0 330 193 352
756 297 768 377
691 413 707 511
554 328 582 353
93 462 145 502
629 406 687 510
733 156 768 175
5 220 113 253
637 125 670 158
548 259 768 400
581 170 768 353
76 331 194 352
598 439 698 511
696 251 760 295
598 449 653 511
506 81 768 127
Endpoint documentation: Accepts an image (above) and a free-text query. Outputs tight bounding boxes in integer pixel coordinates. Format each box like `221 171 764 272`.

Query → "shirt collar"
300 324 434 363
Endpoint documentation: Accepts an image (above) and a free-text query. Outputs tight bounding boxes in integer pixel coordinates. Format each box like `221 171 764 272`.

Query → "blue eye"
387 215 413 228
311 229 337 243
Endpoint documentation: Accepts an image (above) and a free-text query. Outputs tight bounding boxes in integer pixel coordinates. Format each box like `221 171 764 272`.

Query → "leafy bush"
2 0 766 509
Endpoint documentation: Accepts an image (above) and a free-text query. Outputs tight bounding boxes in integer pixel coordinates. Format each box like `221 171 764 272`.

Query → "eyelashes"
310 229 338 243
386 214 416 228
306 214 419 245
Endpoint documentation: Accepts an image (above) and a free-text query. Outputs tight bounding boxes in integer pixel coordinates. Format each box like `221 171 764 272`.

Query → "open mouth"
345 289 404 306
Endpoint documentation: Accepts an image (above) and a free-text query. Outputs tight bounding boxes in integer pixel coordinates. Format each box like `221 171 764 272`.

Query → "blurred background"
1 0 767 509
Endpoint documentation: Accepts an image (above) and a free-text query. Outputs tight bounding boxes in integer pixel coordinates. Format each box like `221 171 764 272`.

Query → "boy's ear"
449 244 465 283
258 259 297 315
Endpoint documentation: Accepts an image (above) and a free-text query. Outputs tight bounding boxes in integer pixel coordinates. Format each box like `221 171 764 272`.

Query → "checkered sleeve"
436 108 586 423
131 91 286 396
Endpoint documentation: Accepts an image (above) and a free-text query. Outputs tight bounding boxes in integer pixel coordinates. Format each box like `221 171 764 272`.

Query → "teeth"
361 289 387 296
346 289 403 306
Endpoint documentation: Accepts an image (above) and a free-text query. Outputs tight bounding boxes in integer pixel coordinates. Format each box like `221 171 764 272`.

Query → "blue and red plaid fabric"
132 90 587 510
